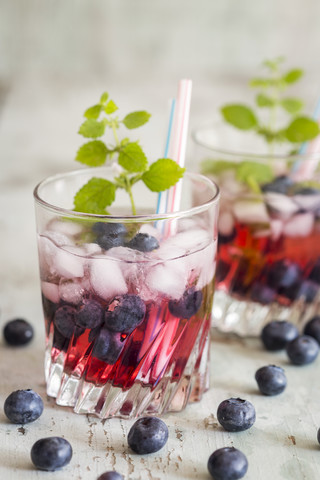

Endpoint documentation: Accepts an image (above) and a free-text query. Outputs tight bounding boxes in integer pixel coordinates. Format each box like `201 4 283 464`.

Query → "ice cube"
54 245 86 279
164 228 210 254
283 212 314 237
293 194 320 212
218 210 235 236
193 241 216 289
264 192 299 220
41 281 60 303
43 230 72 247
89 256 128 300
83 242 102 256
139 223 162 240
146 258 187 300
233 200 270 224
270 219 283 240
59 279 85 304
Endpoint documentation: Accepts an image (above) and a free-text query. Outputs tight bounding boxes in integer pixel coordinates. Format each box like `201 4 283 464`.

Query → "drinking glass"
34 167 219 418
193 119 320 336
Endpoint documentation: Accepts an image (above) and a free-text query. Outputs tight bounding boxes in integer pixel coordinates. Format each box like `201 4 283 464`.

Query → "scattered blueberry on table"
217 398 256 432
127 416 169 454
303 316 320 344
30 436 73 471
260 319 299 351
97 472 124 480
286 334 320 365
4 389 43 424
3 318 34 346
255 365 287 396
207 447 248 480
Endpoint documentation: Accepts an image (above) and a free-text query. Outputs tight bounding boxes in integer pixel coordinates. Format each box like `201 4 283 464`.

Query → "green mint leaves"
74 92 185 215
221 57 319 148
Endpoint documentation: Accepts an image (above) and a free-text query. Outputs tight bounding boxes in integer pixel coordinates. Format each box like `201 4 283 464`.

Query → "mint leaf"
236 161 273 185
84 104 102 120
104 100 118 114
280 97 303 114
283 69 303 84
73 177 116 214
118 142 148 172
256 93 275 108
100 92 109 104
78 119 106 138
221 104 258 130
142 159 185 192
250 77 275 88
201 159 238 175
285 116 320 143
75 140 109 166
122 111 151 129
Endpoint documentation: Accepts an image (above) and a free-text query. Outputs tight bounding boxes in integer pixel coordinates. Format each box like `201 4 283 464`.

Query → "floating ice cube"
41 281 60 303
218 210 235 236
146 258 187 300
83 242 102 256
43 230 72 247
164 228 210 254
283 212 314 237
47 219 84 238
89 256 128 300
59 279 85 304
233 200 270 224
293 194 320 212
264 192 299 220
193 241 216 289
54 245 86 279
270 219 283 240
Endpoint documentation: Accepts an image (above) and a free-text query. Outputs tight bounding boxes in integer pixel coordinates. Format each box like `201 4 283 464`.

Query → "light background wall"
1 0 320 179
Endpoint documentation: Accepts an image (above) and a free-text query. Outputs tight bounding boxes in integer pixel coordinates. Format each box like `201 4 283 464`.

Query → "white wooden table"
0 79 319 480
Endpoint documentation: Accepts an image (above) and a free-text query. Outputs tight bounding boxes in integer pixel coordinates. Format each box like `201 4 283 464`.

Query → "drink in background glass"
34 167 219 419
193 120 320 336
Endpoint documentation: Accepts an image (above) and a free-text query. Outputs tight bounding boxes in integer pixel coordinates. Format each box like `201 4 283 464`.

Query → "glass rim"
33 167 220 222
192 120 320 160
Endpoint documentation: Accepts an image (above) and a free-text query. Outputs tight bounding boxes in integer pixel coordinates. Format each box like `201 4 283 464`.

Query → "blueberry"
93 222 127 250
4 389 43 424
126 233 159 252
76 300 104 329
308 259 320 284
281 279 318 303
261 175 293 194
31 436 72 471
53 329 69 352
168 287 203 319
250 283 276 304
286 335 319 365
98 472 124 480
92 328 123 364
3 318 34 346
255 365 287 396
127 416 169 454
104 294 146 333
54 305 77 338
266 260 301 289
261 320 299 351
217 397 256 432
208 447 248 480
303 316 320 344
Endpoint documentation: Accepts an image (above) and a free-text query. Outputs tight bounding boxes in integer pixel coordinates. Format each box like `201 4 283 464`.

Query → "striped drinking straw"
156 79 193 235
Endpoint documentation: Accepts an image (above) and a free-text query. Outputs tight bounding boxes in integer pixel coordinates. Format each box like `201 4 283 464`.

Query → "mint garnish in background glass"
201 57 320 192
73 92 185 215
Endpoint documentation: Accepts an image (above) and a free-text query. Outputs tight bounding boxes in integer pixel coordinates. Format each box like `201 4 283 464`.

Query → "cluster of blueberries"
2 313 320 479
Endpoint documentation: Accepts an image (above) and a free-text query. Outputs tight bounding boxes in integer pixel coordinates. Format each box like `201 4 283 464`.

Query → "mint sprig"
221 57 319 148
74 92 185 215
